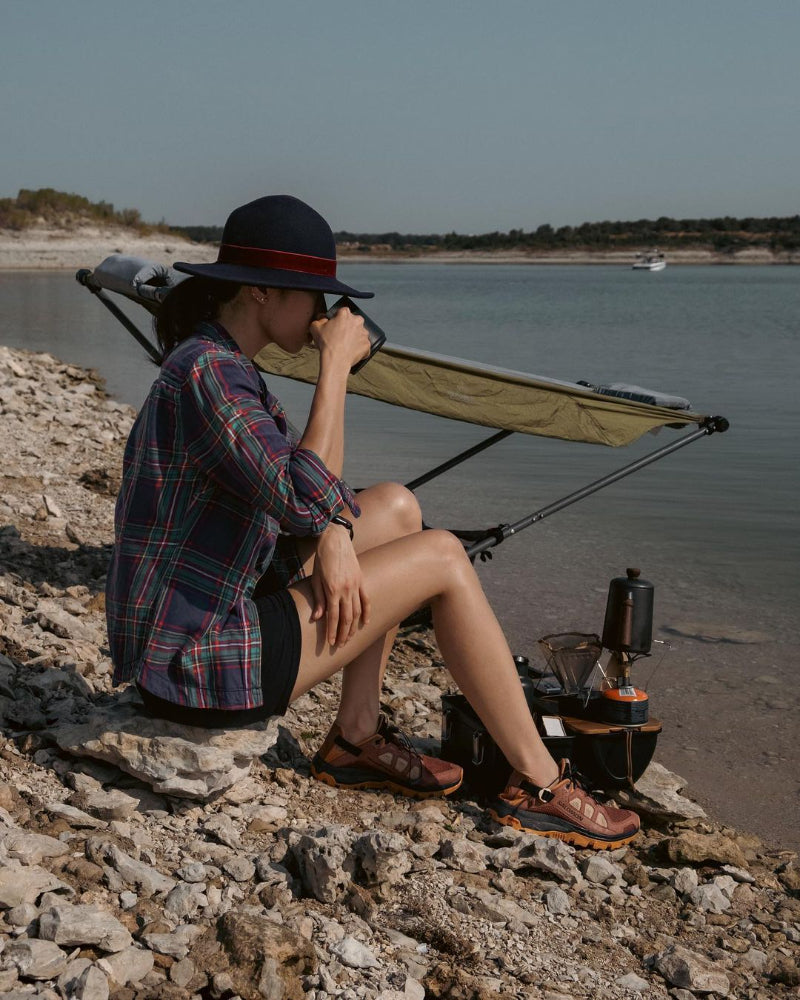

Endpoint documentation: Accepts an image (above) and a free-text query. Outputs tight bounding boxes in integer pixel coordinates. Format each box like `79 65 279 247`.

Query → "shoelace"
379 718 423 764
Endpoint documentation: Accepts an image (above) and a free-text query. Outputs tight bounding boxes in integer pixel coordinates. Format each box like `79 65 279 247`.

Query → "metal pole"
76 270 163 365
465 417 729 558
404 429 512 491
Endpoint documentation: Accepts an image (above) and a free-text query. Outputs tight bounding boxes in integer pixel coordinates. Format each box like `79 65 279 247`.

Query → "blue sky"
1 1 797 231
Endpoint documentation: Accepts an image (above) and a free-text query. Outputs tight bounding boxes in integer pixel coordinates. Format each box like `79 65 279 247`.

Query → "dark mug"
326 295 387 374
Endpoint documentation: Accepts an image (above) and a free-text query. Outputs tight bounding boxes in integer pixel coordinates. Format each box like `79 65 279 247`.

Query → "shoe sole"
487 807 637 850
311 763 462 799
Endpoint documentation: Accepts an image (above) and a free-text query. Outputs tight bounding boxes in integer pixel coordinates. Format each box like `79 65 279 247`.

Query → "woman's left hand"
311 523 370 647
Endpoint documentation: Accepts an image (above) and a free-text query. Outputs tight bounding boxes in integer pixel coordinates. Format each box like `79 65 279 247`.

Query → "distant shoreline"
0 224 796 269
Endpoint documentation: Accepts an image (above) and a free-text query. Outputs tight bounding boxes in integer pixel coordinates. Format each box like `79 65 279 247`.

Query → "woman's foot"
311 714 463 798
489 759 640 850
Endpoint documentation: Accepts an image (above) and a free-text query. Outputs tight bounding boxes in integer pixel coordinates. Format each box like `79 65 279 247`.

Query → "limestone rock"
666 830 748 869
96 946 154 986
45 801 107 828
654 943 730 995
72 965 109 1000
437 836 488 874
0 863 72 908
330 936 380 969
620 762 706 820
490 832 581 884
88 840 176 895
3 830 70 865
53 696 280 799
38 902 133 952
216 909 317 999
75 786 139 821
291 828 355 903
5 939 69 980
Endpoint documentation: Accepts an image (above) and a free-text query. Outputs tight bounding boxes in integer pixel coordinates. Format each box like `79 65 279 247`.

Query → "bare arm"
298 307 369 478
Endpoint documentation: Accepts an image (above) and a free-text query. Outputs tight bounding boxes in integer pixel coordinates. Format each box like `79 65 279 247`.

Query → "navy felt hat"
174 195 373 298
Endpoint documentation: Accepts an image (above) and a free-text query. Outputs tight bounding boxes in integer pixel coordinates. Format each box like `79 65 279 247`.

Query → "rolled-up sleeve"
180 351 359 535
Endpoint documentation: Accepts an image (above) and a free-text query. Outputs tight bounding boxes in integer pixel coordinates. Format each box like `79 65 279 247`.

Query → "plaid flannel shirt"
106 321 359 709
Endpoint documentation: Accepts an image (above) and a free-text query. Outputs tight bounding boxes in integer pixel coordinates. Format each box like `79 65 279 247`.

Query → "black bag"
440 692 660 795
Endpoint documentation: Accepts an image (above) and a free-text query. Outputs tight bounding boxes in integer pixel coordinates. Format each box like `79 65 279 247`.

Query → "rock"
5 939 69 980
176 861 207 882
654 943 730 995
355 830 413 889
490 832 581 884
140 923 204 959
96 946 154 986
616 972 650 992
88 840 176 895
57 957 93 996
164 882 206 919
0 863 71 908
582 855 621 885
169 957 196 988
45 801 107 828
739 948 768 973
222 855 256 882
6 901 39 927
203 812 242 848
72 965 109 1000
545 887 571 915
620 763 706 820
437 836 487 874
216 910 317 998
3 830 70 865
38 903 133 952
53 698 280 799
671 867 699 896
666 831 748 869
689 883 731 913
330 936 380 969
75 786 139 821
292 828 354 903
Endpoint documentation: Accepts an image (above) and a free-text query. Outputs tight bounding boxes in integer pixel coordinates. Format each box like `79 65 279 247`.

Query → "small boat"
632 249 666 271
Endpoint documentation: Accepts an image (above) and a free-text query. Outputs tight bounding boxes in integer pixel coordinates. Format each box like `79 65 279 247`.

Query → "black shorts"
137 586 302 729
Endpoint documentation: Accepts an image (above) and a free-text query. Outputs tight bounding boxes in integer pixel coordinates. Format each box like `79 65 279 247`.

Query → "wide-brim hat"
174 194 373 298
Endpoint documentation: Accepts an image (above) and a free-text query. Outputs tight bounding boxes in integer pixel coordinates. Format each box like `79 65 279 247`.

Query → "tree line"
174 215 800 253
2 189 797 252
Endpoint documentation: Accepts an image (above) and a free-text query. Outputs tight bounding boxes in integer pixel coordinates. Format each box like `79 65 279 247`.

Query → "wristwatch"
330 514 354 540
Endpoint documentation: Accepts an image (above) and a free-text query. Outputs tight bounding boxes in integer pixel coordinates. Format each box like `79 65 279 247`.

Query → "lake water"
1 264 799 846
2 265 796 612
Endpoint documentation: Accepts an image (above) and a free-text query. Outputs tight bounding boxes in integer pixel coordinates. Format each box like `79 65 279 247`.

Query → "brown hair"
154 277 241 360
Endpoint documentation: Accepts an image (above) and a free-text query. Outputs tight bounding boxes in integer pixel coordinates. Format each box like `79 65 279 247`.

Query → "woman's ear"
249 286 269 305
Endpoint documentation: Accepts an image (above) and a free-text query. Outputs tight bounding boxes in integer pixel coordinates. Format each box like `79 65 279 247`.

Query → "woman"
106 195 639 849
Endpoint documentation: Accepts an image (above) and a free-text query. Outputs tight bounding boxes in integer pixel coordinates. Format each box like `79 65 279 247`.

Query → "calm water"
0 265 798 630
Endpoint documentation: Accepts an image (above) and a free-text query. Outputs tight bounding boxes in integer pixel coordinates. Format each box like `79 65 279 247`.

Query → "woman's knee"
370 481 422 536
424 528 472 575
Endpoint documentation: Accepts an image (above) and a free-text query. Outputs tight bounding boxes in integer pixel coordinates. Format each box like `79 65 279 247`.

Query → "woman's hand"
310 521 371 646
310 306 370 371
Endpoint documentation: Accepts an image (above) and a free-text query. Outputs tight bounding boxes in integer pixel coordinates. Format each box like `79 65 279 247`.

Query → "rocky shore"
0 345 798 1000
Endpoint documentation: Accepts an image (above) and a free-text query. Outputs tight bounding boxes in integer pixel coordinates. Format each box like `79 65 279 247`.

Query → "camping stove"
599 567 653 725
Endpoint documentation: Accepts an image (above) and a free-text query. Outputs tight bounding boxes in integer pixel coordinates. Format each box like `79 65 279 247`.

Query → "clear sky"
1 0 797 232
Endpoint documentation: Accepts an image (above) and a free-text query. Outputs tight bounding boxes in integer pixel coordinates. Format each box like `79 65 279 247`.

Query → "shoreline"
0 344 798 997
0 224 796 269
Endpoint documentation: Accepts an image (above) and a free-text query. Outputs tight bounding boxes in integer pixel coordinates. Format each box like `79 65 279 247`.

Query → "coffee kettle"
601 568 653 655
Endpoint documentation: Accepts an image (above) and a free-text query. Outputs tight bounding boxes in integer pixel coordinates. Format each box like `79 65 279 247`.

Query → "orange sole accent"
311 765 462 800
487 808 637 851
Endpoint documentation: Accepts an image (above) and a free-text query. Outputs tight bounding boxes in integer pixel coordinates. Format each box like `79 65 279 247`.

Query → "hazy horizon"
1 1 797 233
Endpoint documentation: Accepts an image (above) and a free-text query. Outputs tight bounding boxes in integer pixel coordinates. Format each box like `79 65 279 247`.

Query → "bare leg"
293 482 421 741
289 527 559 787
